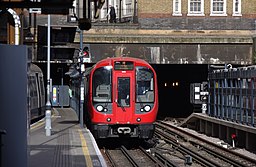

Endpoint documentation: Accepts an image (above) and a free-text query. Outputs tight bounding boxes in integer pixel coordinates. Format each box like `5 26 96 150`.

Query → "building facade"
138 0 256 30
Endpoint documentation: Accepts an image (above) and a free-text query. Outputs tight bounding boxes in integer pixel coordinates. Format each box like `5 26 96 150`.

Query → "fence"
208 65 256 127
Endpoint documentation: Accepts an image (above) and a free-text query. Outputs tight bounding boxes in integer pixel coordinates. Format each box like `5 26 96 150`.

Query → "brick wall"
138 0 256 30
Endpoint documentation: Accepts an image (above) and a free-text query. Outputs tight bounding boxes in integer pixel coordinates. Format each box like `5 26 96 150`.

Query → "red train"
83 57 159 139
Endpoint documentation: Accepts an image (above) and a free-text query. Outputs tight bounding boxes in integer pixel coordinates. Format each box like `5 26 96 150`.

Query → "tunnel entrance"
152 64 209 119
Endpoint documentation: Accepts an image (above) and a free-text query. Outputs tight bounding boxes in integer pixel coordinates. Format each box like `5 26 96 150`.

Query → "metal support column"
251 79 255 126
80 77 84 128
79 28 84 128
45 14 52 136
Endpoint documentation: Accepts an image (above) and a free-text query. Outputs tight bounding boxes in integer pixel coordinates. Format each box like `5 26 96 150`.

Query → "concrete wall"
77 42 253 65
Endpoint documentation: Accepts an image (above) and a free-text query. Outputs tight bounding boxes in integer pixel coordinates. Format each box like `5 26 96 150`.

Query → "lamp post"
79 29 84 128
79 63 85 128
45 14 52 136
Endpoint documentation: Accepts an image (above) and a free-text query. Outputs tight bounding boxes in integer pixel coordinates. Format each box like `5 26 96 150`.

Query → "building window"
124 0 132 15
210 0 227 16
172 0 182 16
232 0 241 16
188 0 205 16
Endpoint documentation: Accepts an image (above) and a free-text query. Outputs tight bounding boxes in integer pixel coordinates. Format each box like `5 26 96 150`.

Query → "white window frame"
187 0 205 16
210 0 227 16
232 0 242 16
123 0 132 16
172 0 182 16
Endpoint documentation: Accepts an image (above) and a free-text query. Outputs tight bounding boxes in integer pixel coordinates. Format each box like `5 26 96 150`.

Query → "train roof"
28 63 43 74
96 57 150 66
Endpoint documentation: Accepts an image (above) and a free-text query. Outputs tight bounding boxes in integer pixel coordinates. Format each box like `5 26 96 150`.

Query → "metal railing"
208 65 256 127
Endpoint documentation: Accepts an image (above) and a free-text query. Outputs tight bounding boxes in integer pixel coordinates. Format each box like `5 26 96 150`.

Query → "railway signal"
78 46 91 64
190 82 209 114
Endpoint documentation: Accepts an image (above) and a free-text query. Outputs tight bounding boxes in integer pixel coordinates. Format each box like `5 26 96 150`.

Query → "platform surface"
29 108 106 167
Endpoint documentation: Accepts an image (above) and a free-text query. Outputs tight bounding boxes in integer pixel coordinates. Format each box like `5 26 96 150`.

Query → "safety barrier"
208 65 256 127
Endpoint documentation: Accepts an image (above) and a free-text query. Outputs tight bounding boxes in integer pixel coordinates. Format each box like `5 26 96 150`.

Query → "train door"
113 70 134 123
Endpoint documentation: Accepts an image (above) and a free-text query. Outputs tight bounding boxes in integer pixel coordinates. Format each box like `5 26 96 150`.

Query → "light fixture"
137 118 141 122
144 105 151 112
96 105 104 112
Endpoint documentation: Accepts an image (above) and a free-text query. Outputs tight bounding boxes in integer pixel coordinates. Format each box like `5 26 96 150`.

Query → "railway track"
101 145 173 167
155 120 256 167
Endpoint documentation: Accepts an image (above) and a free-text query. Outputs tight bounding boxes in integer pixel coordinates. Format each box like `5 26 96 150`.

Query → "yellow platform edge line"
30 119 45 130
78 129 94 167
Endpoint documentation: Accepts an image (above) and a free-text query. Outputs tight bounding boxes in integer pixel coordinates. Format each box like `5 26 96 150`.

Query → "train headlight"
106 118 111 122
144 105 151 112
96 105 104 112
137 118 141 122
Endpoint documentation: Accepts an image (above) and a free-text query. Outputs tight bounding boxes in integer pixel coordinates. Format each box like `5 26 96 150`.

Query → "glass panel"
175 0 179 12
117 77 130 107
136 67 154 103
213 0 224 12
235 0 239 12
39 77 45 95
92 66 112 102
190 0 201 12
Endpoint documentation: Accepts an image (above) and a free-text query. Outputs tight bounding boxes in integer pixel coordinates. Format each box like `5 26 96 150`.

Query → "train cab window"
136 67 154 103
92 66 112 102
117 77 130 107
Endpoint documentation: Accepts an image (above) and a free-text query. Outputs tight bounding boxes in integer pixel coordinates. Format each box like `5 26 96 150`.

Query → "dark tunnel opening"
152 64 208 119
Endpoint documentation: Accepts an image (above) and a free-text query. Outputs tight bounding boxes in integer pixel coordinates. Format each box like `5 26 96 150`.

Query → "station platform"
29 108 106 167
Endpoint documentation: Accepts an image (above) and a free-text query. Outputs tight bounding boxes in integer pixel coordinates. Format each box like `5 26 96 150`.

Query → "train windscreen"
92 66 112 102
136 67 154 103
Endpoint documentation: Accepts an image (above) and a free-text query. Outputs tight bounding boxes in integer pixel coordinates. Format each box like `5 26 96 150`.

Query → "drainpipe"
7 8 21 45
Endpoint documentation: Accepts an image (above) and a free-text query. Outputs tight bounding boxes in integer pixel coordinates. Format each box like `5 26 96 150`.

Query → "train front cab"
89 60 158 139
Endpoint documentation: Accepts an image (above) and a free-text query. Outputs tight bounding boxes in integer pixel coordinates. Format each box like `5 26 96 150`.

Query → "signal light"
82 51 89 57
82 46 89 57
79 46 91 63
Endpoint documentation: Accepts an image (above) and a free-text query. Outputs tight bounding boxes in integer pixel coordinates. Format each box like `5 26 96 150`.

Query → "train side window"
39 77 45 96
28 76 33 97
29 76 37 97
32 77 38 97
